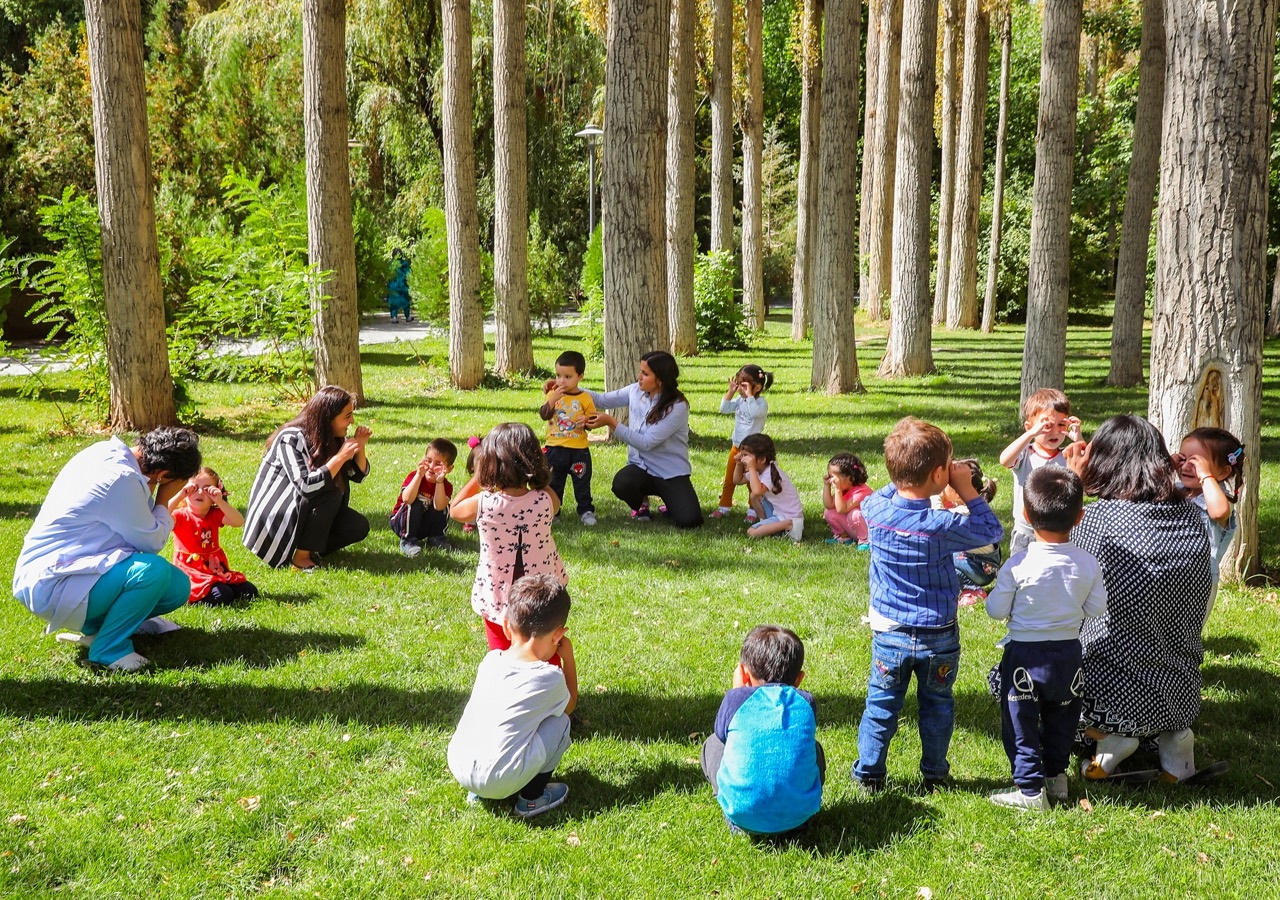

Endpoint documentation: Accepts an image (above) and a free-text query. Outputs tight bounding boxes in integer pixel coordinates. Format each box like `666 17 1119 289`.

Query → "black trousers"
389 501 449 541
545 446 594 515
999 639 1083 792
296 484 369 556
611 464 703 529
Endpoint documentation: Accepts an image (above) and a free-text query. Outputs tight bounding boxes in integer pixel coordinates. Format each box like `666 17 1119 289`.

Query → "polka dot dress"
1072 500 1213 738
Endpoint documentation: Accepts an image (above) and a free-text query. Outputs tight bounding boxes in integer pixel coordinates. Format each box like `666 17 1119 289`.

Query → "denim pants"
854 625 961 782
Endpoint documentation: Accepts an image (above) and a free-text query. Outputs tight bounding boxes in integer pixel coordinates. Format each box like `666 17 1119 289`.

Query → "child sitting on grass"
390 437 456 556
821 451 872 547
701 625 824 836
447 573 578 819
168 466 258 605
734 433 804 542
936 458 1001 606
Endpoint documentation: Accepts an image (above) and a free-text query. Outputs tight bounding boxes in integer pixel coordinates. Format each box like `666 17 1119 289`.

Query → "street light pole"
574 124 603 238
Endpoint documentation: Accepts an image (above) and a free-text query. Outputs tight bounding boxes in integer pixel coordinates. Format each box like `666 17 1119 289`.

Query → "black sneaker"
850 767 884 795
426 535 451 551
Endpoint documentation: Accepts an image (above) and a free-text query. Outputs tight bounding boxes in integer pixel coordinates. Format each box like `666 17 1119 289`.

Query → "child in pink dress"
821 452 873 548
168 467 259 604
449 423 566 655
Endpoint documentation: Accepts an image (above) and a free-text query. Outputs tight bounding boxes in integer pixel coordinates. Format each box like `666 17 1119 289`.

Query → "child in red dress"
168 467 259 604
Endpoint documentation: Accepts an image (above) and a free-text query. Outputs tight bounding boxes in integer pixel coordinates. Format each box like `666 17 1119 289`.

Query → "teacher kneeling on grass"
12 427 202 673
583 350 703 528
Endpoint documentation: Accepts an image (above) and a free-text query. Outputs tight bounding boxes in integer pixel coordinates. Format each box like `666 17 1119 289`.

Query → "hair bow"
467 435 482 449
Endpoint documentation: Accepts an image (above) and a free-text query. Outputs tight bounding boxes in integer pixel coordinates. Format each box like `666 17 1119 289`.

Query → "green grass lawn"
2 316 1279 898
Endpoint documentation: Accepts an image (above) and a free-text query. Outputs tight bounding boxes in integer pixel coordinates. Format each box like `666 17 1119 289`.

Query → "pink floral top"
470 489 566 622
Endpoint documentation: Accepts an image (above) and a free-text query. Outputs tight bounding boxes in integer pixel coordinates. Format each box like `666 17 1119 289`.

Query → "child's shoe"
400 538 423 558
426 535 452 551
580 511 598 526
462 522 476 534
710 507 732 519
856 542 871 551
1045 773 1068 802
657 504 668 515
745 511 758 524
824 536 853 545
959 588 987 608
631 504 652 522
989 787 1049 811
512 782 569 819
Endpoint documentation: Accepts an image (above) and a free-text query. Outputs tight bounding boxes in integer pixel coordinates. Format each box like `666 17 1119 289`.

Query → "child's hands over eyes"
1066 416 1083 443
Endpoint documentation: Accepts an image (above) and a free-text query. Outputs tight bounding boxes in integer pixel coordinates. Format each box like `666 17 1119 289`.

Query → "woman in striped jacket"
243 386 371 570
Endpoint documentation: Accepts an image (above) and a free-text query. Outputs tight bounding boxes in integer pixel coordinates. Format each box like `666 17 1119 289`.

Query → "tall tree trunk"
944 0 989 330
603 0 669 391
878 0 937 377
442 0 485 389
858 0 881 312
494 0 533 375
865 0 903 321
1108 0 1164 387
1268 252 1280 337
303 0 363 403
791 0 823 341
85 0 176 429
1149 0 1277 582
981 4 1012 333
811 0 863 393
666 0 698 355
710 0 734 253
933 0 961 326
1019 0 1083 409
741 0 765 330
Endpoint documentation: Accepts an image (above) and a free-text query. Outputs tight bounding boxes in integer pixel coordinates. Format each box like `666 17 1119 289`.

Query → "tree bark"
85 0 176 429
811 0 863 393
1019 0 1083 409
710 0 734 253
666 0 698 355
741 0 765 330
442 0 485 389
493 0 534 375
878 0 937 377
981 5 1012 333
865 0 903 321
1108 0 1164 387
1268 252 1280 337
1149 0 1277 582
303 0 364 403
933 0 961 326
944 0 989 330
858 0 880 313
603 0 669 391
791 0 823 341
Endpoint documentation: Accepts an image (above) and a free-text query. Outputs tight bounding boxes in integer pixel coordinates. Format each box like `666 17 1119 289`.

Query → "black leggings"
204 582 260 604
296 484 370 556
611 464 703 528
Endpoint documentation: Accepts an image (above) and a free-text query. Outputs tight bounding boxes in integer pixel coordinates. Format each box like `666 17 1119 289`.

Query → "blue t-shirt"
714 684 821 834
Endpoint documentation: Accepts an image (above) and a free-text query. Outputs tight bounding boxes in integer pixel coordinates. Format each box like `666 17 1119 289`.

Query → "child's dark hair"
1023 467 1083 534
137 427 202 481
1022 388 1071 422
739 433 784 495
473 423 550 491
740 625 805 686
556 350 586 376
505 573 571 638
428 437 458 466
1184 426 1245 502
641 350 688 425
1080 415 1179 502
194 465 227 497
883 417 952 487
274 385 352 470
955 457 997 502
828 452 868 486
737 364 774 395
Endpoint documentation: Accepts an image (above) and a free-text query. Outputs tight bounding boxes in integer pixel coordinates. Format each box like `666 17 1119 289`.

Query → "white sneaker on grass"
1046 773 1068 802
512 782 569 819
990 787 1049 811
579 511 597 526
56 632 96 649
105 652 152 673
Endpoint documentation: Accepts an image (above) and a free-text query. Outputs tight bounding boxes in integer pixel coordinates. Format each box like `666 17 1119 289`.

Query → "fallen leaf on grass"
340 816 358 829
917 888 933 899
7 814 27 826
1196 852 1210 865
1160 846 1175 857
237 796 261 812
1079 798 1093 812
566 832 581 847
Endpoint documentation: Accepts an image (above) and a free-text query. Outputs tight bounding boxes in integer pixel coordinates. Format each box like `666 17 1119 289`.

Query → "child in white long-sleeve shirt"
713 364 773 521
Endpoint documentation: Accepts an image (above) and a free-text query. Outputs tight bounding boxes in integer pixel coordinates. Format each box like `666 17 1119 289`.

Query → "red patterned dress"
172 507 248 603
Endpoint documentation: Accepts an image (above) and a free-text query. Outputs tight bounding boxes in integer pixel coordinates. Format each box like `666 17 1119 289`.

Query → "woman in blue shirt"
584 350 703 528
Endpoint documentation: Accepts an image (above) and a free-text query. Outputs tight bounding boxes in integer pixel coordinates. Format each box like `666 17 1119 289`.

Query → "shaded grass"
0 316 1278 897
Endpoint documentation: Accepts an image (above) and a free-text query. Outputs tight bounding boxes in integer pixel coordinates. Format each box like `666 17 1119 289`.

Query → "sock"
1157 728 1195 781
1089 734 1139 776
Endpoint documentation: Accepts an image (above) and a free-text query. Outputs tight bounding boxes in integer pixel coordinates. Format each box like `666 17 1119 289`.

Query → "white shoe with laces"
990 787 1049 811
579 511 597 526
105 652 152 673
1045 773 1068 802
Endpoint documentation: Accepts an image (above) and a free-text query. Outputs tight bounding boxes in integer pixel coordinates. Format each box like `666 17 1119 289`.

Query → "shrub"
528 212 567 335
694 250 750 352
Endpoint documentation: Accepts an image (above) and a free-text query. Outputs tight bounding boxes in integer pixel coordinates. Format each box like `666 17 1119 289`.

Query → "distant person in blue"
386 248 412 322
701 625 824 836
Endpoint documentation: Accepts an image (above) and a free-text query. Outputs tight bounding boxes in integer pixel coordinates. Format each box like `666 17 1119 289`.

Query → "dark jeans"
296 484 369 556
999 639 1083 792
545 446 594 515
955 548 1002 590
611 464 703 528
389 501 449 541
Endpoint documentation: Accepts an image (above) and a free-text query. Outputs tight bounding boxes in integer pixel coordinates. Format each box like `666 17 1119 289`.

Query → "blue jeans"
954 548 1002 590
83 553 189 666
854 625 961 782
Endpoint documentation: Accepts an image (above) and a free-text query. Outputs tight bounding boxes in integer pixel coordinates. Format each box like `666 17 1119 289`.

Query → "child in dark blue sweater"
700 625 824 835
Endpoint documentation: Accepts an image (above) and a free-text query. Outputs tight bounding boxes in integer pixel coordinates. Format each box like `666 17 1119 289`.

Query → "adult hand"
353 425 372 446
585 412 616 430
1062 439 1090 475
339 438 362 462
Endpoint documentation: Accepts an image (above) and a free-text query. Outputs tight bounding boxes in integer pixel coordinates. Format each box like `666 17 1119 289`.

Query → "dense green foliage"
694 249 751 352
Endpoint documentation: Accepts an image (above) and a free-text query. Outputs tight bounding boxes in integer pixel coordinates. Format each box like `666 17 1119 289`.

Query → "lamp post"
574 124 603 237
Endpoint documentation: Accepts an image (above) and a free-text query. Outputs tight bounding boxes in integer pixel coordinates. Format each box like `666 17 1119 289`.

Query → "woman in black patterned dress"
1064 415 1214 782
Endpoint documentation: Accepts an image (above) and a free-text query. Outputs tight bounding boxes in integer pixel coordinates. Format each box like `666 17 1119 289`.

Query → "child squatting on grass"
999 388 1083 557
852 417 1004 792
447 573 578 818
734 433 804 542
168 466 259 605
701 625 824 835
985 467 1108 810
389 437 456 557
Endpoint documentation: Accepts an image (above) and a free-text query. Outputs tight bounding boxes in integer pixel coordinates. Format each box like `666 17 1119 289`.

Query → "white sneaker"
1045 773 1068 802
56 632 95 649
105 652 152 673
579 511 597 526
990 787 1049 811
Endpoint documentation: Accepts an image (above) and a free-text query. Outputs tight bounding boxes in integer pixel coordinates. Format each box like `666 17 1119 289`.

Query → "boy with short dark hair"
701 625 824 835
852 417 1004 791
985 466 1107 810
447 573 578 819
539 350 598 526
390 437 457 556
999 388 1084 556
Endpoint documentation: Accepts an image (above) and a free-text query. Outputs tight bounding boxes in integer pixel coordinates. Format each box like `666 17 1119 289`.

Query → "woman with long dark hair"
244 386 371 569
583 350 703 528
1064 414 1220 783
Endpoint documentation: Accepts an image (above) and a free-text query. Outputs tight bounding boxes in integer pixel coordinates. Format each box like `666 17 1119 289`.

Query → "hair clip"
1227 446 1244 466
467 435 481 449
